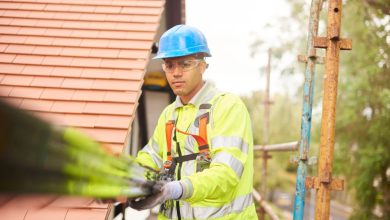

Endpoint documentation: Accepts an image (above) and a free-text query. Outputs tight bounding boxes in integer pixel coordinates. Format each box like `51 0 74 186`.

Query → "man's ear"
200 61 208 74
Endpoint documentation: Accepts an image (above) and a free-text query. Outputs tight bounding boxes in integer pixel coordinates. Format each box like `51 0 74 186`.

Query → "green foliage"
334 0 390 219
242 91 301 193
248 0 390 218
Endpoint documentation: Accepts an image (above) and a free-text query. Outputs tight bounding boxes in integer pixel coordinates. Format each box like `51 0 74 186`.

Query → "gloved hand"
129 181 183 211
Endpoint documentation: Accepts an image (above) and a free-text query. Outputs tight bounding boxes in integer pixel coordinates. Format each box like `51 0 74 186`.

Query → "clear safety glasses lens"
162 60 202 73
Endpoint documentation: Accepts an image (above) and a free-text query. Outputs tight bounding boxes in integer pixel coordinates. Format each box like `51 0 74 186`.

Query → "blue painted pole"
293 0 323 219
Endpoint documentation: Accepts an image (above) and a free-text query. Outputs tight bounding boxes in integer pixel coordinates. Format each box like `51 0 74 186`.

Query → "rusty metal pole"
311 0 352 219
262 48 272 196
293 0 323 219
259 48 272 220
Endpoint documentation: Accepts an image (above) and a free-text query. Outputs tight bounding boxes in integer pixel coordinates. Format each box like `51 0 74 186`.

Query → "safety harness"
163 110 211 177
160 104 212 220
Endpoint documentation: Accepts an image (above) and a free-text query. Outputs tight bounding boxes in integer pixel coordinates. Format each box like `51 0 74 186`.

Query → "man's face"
163 55 205 102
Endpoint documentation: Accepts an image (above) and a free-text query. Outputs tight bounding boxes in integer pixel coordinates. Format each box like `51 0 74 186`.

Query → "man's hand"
128 181 182 211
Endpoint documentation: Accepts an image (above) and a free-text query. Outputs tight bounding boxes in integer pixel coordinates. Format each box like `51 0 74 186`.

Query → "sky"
185 0 303 96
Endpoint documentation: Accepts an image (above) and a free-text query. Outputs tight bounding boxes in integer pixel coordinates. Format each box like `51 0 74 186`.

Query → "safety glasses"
162 59 203 73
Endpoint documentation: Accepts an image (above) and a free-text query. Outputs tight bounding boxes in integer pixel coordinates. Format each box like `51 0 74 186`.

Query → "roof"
0 0 165 219
0 0 164 153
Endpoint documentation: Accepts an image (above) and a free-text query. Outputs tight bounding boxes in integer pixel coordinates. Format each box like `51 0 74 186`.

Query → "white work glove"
129 181 183 211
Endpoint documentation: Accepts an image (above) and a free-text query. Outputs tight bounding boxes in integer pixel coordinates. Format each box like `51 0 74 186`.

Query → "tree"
248 0 390 218
334 0 390 219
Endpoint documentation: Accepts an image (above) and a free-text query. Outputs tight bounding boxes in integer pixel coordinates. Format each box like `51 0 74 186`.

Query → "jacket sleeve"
181 94 253 203
135 108 168 171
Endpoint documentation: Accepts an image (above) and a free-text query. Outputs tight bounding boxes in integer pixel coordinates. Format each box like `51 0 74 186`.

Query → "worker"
130 24 257 220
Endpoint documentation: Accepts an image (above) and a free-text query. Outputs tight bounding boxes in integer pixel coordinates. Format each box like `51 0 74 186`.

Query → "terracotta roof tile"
51 66 83 77
79 13 106 21
42 56 73 66
0 63 25 74
35 19 65 28
11 18 38 26
32 46 63 56
80 68 110 79
65 208 107 220
41 88 75 100
104 91 138 103
80 127 127 144
51 100 86 113
28 11 56 19
5 44 35 54
120 6 162 15
31 76 64 87
92 79 141 91
52 12 81 20
24 208 68 220
4 9 31 18
64 114 96 127
118 49 149 59
22 65 54 76
0 53 16 62
0 35 27 43
62 78 94 89
61 47 91 57
1 75 34 86
48 197 107 209
0 85 13 96
80 38 110 48
71 29 100 38
0 17 14 25
111 69 144 80
19 3 46 11
3 97 24 107
96 115 131 129
84 102 135 115
94 5 121 13
20 99 54 111
100 58 144 69
44 4 72 12
72 90 105 102
0 2 21 10
44 28 74 37
52 37 82 47
71 57 102 67
89 48 120 58
0 207 27 220
108 39 151 49
69 5 96 13
25 36 54 45
0 43 7 52
0 26 20 34
13 54 44 65
18 27 47 35
9 86 43 99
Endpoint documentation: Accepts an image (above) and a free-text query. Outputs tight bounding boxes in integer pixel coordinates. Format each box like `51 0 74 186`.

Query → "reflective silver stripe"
141 139 163 167
213 152 244 178
165 193 253 220
211 136 249 154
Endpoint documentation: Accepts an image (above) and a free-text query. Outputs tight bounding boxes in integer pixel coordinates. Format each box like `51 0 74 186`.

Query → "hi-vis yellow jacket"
136 82 257 220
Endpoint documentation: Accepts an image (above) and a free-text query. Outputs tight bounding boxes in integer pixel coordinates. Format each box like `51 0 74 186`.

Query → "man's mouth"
172 81 185 86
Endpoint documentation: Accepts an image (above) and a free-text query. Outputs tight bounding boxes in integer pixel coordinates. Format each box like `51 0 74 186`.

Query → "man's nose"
172 65 183 77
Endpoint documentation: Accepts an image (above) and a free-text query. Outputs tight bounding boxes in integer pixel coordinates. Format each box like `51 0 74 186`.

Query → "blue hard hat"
153 25 211 59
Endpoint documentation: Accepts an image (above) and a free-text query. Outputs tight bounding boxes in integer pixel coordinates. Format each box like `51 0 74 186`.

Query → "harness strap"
173 153 199 163
164 120 175 169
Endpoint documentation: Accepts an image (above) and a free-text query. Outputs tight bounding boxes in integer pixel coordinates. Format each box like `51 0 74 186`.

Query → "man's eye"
165 63 174 69
182 61 193 68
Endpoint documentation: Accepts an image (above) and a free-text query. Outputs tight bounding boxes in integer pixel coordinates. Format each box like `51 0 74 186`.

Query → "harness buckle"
196 152 211 172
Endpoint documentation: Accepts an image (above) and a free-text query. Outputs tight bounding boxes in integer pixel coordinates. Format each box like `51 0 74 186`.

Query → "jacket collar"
174 81 219 109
